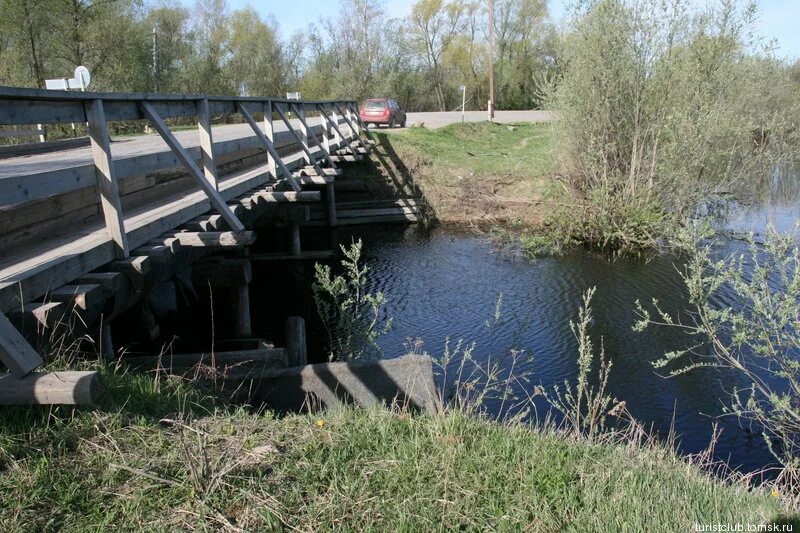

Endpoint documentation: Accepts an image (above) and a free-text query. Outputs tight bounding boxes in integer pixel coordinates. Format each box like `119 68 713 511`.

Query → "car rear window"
364 100 387 110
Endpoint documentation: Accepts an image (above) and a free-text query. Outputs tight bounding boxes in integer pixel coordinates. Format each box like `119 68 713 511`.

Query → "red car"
360 98 407 128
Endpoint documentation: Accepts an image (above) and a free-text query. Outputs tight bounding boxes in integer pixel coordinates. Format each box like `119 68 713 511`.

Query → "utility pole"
488 0 495 121
152 28 158 92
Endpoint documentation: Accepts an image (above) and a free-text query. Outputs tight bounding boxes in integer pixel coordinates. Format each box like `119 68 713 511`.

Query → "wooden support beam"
290 223 302 256
167 231 256 248
325 182 338 227
148 237 181 254
249 250 334 262
183 214 225 231
285 316 307 367
0 371 102 405
252 190 321 204
329 154 363 163
196 98 219 191
295 103 310 165
303 165 341 176
232 282 252 338
108 256 151 276
85 99 129 259
263 103 277 181
139 101 245 232
132 245 172 262
8 302 65 330
235 102 302 193
291 102 336 169
319 106 349 149
122 348 287 370
75 272 124 299
273 103 324 176
0 313 43 376
49 284 104 311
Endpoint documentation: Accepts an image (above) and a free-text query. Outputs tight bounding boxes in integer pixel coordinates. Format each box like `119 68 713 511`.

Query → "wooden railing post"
297 103 311 166
196 98 219 191
264 101 276 181
319 104 331 155
85 99 130 259
329 104 342 147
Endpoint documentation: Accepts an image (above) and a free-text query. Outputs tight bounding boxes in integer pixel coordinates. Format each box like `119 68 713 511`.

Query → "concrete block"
242 355 440 413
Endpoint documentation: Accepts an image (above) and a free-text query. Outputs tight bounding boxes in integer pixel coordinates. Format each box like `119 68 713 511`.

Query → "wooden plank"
108 256 151 276
235 102 302 193
167 231 256 248
0 313 43 376
85 99 129 258
253 191 321 203
319 106 350 150
196 98 219 191
0 371 102 405
139 101 245 232
249 250 334 262
75 272 124 298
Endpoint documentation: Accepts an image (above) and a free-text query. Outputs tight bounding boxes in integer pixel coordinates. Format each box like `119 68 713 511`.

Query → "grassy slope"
0 368 788 531
374 122 556 227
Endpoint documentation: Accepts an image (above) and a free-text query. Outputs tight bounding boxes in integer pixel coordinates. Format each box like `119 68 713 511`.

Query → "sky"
191 0 800 60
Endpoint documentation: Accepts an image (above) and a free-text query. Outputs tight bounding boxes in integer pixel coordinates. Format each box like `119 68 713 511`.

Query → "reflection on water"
345 165 800 474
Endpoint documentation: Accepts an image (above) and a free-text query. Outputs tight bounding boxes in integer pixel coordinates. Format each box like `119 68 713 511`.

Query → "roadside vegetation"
0 320 792 531
373 121 556 229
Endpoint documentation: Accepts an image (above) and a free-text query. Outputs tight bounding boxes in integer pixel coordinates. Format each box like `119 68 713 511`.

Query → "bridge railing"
0 87 364 261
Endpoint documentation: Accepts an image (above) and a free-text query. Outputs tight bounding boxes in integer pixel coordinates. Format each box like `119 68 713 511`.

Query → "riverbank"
373 121 556 229
0 366 791 531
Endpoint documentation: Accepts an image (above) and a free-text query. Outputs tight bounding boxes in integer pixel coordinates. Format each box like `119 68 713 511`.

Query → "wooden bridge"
0 87 380 404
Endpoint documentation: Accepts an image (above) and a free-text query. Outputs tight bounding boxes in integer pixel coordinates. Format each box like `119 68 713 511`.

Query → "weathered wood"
273 103 324 176
8 302 65 330
248 250 334 262
75 272 125 299
325 182 338 227
131 245 172 262
123 348 287 370
235 102 302 193
290 223 302 256
139 101 245 232
329 154 363 163
0 128 45 138
85 99 129 258
232 283 252 338
291 102 336 169
192 259 251 287
167 231 256 248
0 371 102 405
252 190 321 203
108 256 151 276
285 316 307 367
0 313 43 376
196 98 219 191
49 284 104 311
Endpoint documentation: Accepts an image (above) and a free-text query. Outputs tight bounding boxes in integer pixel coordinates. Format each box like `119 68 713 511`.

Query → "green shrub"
546 0 799 252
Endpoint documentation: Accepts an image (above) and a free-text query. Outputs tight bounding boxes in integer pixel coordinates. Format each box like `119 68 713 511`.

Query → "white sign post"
44 66 91 136
459 85 466 123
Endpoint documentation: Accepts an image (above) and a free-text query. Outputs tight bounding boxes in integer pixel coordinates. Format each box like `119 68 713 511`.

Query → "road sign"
45 66 91 91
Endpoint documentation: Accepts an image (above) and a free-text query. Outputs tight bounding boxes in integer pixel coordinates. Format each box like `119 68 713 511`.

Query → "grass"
0 365 792 531
373 121 557 229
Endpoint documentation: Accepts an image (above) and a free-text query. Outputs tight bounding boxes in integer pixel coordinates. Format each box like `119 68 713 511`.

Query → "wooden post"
320 104 331 155
297 103 310 165
285 316 307 367
197 98 219 191
100 321 115 361
264 101 276 181
0 371 102 405
139 101 245 232
325 182 338 227
232 282 251 338
273 103 324 176
291 102 336 169
329 105 341 147
290 223 301 256
85 99 130 259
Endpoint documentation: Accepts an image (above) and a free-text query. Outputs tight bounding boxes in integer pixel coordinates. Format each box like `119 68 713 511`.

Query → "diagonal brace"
273 103 324 176
140 101 245 232
290 103 336 169
235 102 302 193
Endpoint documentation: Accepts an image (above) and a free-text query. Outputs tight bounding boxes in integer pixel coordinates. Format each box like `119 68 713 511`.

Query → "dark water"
332 182 798 474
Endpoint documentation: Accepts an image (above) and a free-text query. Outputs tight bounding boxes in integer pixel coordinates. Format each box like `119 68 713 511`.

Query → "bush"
545 0 799 253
